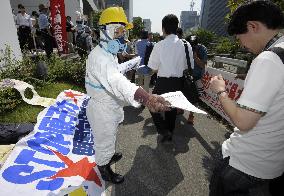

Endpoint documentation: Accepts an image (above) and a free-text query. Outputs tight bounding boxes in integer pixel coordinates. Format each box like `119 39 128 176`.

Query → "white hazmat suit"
85 25 141 166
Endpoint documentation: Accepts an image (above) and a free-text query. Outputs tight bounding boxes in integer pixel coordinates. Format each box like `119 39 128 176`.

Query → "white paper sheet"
161 91 207 114
117 56 141 74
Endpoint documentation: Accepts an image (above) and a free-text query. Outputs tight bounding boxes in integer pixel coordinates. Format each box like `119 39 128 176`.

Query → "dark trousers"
150 77 183 135
18 26 33 51
209 157 269 196
40 29 53 58
269 172 284 196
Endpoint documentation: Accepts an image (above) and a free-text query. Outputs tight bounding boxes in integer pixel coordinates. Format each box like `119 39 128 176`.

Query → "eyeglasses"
114 26 126 35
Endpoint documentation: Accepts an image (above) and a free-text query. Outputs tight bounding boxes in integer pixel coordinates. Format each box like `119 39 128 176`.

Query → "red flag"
50 0 67 54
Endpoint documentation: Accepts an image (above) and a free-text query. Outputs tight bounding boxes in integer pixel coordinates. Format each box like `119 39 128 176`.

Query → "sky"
133 0 202 34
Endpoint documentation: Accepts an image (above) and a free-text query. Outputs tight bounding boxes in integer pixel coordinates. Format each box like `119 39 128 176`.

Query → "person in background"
85 7 170 184
145 32 156 86
185 35 207 124
12 9 17 25
121 38 137 82
175 27 186 116
176 27 183 39
66 16 76 53
76 25 93 58
147 14 194 143
209 1 284 195
136 30 151 92
16 5 33 52
92 28 100 47
38 4 53 58
31 11 44 50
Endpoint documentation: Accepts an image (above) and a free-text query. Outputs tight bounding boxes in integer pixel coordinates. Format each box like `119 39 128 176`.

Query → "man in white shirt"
147 14 194 143
16 5 33 52
209 1 284 195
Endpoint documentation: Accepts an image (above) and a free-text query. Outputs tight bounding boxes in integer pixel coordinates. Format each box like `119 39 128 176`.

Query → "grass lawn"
0 82 85 123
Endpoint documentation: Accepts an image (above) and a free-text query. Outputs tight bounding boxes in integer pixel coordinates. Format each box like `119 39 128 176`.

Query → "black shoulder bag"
268 47 284 63
181 39 199 104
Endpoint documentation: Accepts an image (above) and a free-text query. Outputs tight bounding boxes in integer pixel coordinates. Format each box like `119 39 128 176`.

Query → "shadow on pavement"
141 117 157 138
115 144 183 196
122 106 144 125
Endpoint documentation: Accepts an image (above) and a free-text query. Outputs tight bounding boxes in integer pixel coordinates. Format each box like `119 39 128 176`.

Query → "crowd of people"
12 3 99 58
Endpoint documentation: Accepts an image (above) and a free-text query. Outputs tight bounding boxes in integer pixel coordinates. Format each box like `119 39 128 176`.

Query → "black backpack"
76 32 88 56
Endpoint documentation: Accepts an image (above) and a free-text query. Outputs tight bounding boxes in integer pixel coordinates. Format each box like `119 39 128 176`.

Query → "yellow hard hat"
99 7 133 29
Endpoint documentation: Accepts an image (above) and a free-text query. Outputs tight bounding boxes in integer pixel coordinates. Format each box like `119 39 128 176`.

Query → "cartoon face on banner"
196 67 244 124
0 90 105 196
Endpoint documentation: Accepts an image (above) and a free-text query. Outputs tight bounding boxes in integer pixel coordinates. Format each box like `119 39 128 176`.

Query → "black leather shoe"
160 133 172 144
98 163 124 184
110 152 122 165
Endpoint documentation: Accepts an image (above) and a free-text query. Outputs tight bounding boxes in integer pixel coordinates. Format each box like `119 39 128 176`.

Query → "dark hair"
39 4 47 11
162 14 179 35
228 1 284 35
32 11 39 17
176 27 183 38
185 35 198 47
18 4 24 9
140 30 148 39
19 5 25 9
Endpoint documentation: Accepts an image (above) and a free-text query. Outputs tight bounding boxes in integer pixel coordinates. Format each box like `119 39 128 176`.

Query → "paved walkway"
109 106 271 196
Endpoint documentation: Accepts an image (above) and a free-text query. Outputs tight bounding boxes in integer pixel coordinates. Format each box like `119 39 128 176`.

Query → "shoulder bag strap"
268 47 284 64
181 39 193 73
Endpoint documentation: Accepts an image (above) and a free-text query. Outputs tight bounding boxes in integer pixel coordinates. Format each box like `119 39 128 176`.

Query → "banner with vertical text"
50 0 67 54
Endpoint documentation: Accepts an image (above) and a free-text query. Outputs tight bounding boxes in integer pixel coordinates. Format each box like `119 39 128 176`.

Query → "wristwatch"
216 90 227 100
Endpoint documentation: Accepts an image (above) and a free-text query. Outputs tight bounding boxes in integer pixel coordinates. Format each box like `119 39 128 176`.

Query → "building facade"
105 0 133 22
143 19 151 33
180 11 199 33
200 0 229 36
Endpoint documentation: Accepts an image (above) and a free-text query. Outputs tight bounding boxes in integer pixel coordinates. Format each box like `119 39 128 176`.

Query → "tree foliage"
129 17 144 40
91 10 102 29
152 32 162 43
215 37 239 55
187 28 217 48
227 0 284 18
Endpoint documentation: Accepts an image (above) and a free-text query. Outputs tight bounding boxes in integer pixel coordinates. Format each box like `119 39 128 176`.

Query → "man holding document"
209 1 284 195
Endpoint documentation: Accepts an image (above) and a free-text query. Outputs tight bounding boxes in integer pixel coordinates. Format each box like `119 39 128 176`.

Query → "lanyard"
263 33 283 51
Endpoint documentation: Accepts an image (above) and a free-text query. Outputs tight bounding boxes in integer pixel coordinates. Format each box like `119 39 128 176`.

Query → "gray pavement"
110 105 232 196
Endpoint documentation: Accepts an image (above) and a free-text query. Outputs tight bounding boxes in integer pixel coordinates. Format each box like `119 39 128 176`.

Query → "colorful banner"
196 67 244 124
50 0 67 54
0 90 105 196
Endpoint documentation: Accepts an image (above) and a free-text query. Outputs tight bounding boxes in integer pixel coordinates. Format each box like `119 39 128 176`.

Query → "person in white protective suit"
85 7 170 184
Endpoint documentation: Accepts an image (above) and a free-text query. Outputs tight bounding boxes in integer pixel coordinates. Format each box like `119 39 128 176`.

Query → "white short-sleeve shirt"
147 34 194 78
222 36 284 179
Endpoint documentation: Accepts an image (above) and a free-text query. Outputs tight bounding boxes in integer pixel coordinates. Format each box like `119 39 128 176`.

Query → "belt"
19 25 30 28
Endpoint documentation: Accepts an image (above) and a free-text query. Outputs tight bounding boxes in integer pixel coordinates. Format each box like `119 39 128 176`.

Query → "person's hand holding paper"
161 91 207 114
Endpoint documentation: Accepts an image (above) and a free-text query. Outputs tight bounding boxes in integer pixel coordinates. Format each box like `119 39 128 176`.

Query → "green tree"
215 37 239 56
129 17 144 40
152 32 161 43
187 28 216 48
91 10 102 29
227 0 284 18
